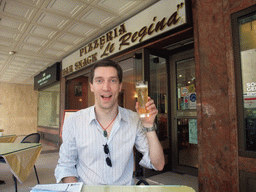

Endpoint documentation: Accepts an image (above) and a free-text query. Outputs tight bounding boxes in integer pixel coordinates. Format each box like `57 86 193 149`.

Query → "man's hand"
62 177 78 183
136 97 158 127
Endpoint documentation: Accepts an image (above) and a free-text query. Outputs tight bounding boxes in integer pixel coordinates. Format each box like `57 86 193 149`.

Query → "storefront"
34 62 61 152
59 0 256 191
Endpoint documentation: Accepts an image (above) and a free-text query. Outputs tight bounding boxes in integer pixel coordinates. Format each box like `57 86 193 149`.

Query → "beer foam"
136 84 147 88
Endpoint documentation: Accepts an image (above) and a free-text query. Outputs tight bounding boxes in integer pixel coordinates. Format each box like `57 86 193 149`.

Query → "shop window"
176 57 198 168
232 5 256 157
37 83 60 128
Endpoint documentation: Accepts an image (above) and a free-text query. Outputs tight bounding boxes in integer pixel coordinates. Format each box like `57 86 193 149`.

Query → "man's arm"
55 116 79 183
136 97 165 171
144 128 165 171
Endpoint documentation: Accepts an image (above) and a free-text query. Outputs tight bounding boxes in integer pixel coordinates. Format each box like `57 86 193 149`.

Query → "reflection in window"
149 55 169 166
37 83 60 128
118 57 139 111
176 57 198 168
177 118 198 168
176 58 196 110
239 14 256 151
150 56 168 114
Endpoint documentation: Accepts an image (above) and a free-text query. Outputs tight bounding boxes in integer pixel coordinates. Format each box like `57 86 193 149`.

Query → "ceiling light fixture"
9 51 16 55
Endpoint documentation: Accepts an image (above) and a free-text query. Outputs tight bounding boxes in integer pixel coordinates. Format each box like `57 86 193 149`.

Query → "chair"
0 133 41 192
134 149 149 185
136 179 149 185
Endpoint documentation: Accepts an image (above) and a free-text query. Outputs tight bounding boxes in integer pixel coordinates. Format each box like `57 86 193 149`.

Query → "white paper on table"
30 182 83 192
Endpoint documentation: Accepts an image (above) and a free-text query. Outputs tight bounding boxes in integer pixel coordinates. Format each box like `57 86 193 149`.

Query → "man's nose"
103 81 110 90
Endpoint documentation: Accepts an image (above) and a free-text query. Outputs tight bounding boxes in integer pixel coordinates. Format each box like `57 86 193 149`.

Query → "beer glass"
136 81 149 118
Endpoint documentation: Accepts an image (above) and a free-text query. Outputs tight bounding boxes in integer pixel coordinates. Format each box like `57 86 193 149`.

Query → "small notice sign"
189 92 197 109
189 119 198 144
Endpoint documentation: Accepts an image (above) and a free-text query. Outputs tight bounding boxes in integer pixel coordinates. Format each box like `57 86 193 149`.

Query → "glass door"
139 48 170 177
136 47 197 177
170 49 198 175
149 54 169 169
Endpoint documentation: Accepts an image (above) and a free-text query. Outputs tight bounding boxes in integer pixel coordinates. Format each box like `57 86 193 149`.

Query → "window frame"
231 4 256 158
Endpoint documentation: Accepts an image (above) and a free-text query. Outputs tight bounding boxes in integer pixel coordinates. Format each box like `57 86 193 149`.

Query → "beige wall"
0 82 38 136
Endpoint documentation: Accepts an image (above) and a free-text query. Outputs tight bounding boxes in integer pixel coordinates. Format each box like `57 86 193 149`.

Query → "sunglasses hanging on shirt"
103 143 112 167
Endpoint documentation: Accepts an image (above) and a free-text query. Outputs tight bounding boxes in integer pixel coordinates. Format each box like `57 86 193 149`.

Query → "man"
55 60 165 185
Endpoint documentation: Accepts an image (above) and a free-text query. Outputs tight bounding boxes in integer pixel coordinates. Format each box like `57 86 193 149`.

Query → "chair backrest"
21 133 40 143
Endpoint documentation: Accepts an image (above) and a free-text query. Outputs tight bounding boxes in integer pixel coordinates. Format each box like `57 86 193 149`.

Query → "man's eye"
96 80 102 83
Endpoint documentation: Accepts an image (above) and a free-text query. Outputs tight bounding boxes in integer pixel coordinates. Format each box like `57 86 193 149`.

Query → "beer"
136 81 149 118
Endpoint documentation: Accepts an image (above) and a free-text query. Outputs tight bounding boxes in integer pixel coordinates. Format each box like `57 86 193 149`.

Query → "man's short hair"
89 60 123 84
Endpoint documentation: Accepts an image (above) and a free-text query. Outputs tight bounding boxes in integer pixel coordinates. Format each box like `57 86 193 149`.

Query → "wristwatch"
142 123 157 132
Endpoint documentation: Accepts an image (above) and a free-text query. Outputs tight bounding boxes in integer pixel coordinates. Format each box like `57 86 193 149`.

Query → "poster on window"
181 86 189 97
180 87 189 110
189 119 198 144
189 92 197 109
244 92 256 108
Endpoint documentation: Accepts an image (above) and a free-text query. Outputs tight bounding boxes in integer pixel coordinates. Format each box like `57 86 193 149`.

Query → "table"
0 143 42 183
0 135 17 143
81 185 196 192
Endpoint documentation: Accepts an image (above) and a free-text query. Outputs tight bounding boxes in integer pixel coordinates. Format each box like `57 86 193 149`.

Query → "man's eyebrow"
110 76 118 79
94 76 104 80
94 76 118 79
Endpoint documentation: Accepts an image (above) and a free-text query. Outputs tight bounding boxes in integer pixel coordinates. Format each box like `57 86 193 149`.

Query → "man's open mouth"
101 95 112 98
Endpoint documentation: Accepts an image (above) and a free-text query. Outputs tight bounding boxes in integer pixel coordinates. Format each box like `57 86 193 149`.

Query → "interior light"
9 51 16 55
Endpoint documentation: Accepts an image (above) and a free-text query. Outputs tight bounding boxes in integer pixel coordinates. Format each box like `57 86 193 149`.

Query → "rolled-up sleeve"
134 121 156 170
54 115 79 183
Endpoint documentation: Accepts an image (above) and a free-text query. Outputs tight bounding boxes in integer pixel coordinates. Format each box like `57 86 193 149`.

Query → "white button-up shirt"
55 106 155 185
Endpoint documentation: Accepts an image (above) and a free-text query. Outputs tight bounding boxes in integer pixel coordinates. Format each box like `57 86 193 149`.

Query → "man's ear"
89 82 94 92
119 82 123 92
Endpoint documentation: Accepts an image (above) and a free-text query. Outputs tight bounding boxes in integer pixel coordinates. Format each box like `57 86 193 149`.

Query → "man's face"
90 66 122 111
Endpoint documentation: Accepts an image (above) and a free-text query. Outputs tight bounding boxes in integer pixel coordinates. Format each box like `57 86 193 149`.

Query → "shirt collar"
89 106 128 124
117 106 128 123
89 106 97 124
